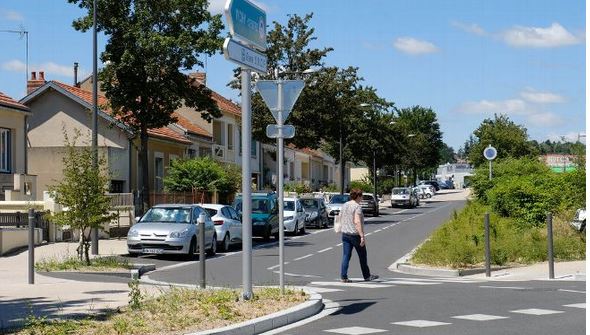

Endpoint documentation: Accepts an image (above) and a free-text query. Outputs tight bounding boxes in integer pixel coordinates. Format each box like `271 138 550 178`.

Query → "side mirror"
134 216 141 223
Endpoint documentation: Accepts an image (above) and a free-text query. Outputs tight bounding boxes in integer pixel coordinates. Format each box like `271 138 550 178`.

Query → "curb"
394 263 497 277
189 290 323 335
130 263 156 279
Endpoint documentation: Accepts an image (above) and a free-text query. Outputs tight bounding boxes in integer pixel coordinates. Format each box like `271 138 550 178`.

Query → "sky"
0 0 586 150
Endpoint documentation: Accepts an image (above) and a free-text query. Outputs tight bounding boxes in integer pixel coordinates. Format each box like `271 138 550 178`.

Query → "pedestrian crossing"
321 303 585 334
305 276 480 292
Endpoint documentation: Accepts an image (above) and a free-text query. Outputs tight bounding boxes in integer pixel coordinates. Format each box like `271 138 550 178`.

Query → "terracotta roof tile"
148 127 192 145
0 91 29 112
172 112 212 138
211 91 241 116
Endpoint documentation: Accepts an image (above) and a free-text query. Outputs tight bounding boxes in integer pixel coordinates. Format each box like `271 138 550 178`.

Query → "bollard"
484 213 491 277
198 212 206 289
547 213 554 279
28 208 35 284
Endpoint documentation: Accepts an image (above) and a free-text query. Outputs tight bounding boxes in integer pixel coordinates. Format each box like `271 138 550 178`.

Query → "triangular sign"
256 80 305 122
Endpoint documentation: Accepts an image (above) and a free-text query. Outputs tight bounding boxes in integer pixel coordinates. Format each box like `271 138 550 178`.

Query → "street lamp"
359 103 379 203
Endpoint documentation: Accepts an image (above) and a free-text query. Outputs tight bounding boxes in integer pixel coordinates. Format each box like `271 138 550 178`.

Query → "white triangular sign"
256 80 305 122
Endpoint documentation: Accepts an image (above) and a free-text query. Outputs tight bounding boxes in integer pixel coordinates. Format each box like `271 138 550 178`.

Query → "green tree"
438 143 457 164
163 157 240 196
467 114 538 167
48 130 116 265
69 0 224 213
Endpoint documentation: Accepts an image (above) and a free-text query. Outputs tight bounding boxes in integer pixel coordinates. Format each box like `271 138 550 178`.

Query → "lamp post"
1 27 28 93
90 0 100 255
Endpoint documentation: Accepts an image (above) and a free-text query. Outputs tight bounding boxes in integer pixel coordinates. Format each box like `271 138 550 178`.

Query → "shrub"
284 182 312 194
349 180 373 193
164 157 240 195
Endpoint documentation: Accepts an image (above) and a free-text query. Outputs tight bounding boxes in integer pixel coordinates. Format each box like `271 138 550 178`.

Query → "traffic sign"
224 0 267 51
266 124 295 138
223 38 267 73
256 80 305 122
483 145 497 160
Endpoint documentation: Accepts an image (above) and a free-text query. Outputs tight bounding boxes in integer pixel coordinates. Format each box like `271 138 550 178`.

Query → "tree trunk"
78 228 85 261
139 126 150 214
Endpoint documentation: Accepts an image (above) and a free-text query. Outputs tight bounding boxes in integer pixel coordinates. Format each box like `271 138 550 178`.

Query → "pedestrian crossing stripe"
309 281 390 289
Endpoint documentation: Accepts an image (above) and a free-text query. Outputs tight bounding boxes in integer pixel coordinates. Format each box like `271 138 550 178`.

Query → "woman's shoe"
364 274 379 281
340 278 352 283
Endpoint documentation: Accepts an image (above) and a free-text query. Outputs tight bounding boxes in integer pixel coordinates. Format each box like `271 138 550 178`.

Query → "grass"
35 255 130 272
11 287 307 335
411 200 586 269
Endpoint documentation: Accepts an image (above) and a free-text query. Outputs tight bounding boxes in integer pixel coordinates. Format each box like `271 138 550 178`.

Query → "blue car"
233 192 280 241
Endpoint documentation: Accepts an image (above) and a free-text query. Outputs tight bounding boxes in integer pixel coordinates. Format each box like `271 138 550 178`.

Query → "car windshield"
330 195 350 204
235 198 273 214
203 208 217 217
392 188 409 195
301 199 319 209
284 201 295 211
140 207 191 223
362 195 374 201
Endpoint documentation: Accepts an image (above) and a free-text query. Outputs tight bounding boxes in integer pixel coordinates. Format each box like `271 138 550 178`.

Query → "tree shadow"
332 301 377 315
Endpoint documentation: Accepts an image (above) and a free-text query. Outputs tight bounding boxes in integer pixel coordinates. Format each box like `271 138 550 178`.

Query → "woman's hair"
350 188 363 200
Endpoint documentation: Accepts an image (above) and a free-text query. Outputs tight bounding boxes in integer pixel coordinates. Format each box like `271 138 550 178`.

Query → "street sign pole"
241 69 253 300
276 79 285 294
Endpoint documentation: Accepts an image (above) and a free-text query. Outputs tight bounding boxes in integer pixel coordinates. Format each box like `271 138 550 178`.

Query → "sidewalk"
0 240 146 330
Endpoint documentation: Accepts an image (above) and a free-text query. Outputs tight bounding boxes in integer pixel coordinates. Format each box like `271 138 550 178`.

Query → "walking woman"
338 188 379 282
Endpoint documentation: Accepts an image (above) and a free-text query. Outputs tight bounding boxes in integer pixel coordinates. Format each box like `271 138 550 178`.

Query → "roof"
27 81 191 145
172 112 212 139
211 91 241 117
0 91 30 112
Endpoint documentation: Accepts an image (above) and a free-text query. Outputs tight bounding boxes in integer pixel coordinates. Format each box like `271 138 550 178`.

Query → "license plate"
143 248 164 254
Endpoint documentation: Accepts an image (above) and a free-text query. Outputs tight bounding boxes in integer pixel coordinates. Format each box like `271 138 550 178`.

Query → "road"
43 194 586 334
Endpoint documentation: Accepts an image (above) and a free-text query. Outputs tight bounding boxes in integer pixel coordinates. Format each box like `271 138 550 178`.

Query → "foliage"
349 180 373 193
35 255 129 272
69 0 224 212
163 157 240 195
412 201 585 268
438 143 457 164
284 182 312 194
467 114 538 167
378 178 396 196
321 183 339 192
128 279 144 310
532 139 586 155
48 130 116 265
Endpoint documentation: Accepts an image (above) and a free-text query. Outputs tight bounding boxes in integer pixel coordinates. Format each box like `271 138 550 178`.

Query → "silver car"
127 204 217 259
201 204 242 251
327 194 350 223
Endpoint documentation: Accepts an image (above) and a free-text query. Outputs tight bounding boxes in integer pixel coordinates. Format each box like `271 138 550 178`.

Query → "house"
540 154 577 173
0 91 36 200
21 71 192 199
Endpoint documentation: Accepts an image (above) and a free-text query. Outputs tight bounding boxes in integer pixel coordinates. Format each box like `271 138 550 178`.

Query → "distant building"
436 163 473 188
540 154 577 173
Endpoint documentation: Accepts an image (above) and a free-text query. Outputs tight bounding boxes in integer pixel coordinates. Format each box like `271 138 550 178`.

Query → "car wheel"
207 235 217 256
263 227 271 241
293 222 299 236
299 221 306 235
127 252 139 258
185 238 196 260
427 193 432 198
221 233 231 252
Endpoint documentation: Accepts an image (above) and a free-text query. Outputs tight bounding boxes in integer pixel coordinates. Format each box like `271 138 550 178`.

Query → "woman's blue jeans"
341 233 371 280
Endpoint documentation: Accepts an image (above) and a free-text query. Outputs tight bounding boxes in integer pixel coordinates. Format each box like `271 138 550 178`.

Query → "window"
0 128 10 173
213 121 224 145
251 139 257 157
227 124 234 150
199 147 212 157
155 154 164 192
187 149 196 158
110 180 125 193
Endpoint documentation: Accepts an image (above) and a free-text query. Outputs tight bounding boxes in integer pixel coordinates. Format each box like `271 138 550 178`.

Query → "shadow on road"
332 301 377 315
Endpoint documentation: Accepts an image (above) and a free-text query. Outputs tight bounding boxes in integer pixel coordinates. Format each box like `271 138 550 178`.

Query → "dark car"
419 180 440 191
360 194 379 217
233 192 279 241
300 197 329 229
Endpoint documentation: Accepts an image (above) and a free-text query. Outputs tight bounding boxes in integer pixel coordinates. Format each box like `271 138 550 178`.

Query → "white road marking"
559 289 586 294
266 264 280 270
273 271 322 278
336 243 343 246
323 326 388 334
563 303 585 309
392 320 451 328
262 298 341 335
318 247 333 253
365 232 373 236
383 280 440 286
302 286 343 293
510 308 564 315
293 254 314 261
452 314 509 321
309 281 390 289
479 285 528 290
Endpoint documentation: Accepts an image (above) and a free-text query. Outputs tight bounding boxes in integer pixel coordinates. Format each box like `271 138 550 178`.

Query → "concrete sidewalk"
0 240 147 330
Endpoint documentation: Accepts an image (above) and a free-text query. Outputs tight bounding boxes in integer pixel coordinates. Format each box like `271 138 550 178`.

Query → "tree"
48 130 116 265
163 157 240 196
467 114 538 167
69 0 224 213
438 143 457 165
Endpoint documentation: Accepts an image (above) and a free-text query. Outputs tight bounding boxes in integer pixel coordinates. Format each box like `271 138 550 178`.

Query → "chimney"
189 72 206 86
27 71 46 94
74 62 79 87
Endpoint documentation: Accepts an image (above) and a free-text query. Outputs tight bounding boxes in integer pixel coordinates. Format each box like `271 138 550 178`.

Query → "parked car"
127 204 217 259
300 197 329 228
360 194 379 217
233 192 279 241
201 204 242 252
570 208 586 232
327 194 350 222
417 184 434 198
413 187 428 200
419 180 440 191
391 187 419 208
283 198 306 235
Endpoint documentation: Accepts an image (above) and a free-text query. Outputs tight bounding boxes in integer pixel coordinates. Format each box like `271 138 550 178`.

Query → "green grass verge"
411 200 585 269
35 255 130 272
13 287 307 335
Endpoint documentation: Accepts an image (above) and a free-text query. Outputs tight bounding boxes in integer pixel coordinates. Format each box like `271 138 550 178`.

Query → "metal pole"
373 150 377 204
91 0 99 255
488 160 492 181
28 208 34 284
277 79 285 294
241 69 253 300
547 213 554 279
339 122 344 194
484 212 491 277
198 212 206 288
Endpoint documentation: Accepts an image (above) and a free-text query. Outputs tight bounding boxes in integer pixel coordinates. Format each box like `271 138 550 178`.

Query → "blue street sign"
266 124 295 139
224 0 267 51
483 145 497 160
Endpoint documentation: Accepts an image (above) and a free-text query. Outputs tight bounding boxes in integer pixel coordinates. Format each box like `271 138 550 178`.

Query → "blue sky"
0 0 585 150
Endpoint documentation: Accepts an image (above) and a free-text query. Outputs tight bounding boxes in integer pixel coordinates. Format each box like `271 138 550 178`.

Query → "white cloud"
451 21 486 36
520 88 565 104
455 99 528 115
547 132 585 143
209 0 268 14
502 23 581 48
526 112 562 126
394 37 438 55
2 59 88 78
1 9 23 21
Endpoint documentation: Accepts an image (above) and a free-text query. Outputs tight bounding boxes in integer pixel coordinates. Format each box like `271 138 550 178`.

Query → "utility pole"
91 0 100 255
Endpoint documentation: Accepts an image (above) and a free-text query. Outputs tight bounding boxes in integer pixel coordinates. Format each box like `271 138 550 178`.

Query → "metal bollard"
28 208 35 284
547 213 554 279
198 212 206 289
484 213 491 277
